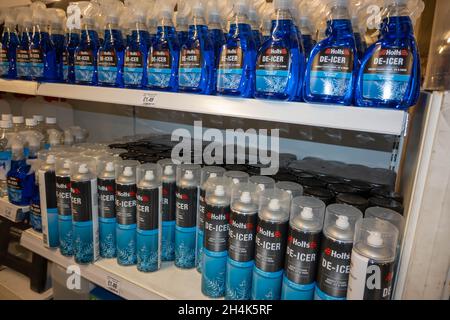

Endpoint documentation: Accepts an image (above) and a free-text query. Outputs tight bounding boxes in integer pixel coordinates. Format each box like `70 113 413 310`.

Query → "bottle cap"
78 163 89 174
0 120 11 129
12 116 24 124
300 206 314 220
105 161 115 172
1 114 12 122
336 215 350 229
123 166 133 177
240 191 252 204
46 117 57 124
26 118 37 127
268 198 281 211
184 170 194 180
214 185 226 197
164 165 174 175
33 115 44 122
144 170 155 181
46 154 56 165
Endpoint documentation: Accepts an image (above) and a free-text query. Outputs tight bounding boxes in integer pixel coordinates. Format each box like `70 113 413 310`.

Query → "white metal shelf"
20 228 209 300
0 79 38 96
0 79 408 135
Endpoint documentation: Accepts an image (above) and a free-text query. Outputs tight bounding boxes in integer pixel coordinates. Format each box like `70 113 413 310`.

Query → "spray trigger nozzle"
123 166 134 177
184 170 194 180
300 207 314 220
367 231 384 247
240 191 252 204
336 215 350 229
78 164 89 174
268 199 280 211
164 165 174 175
144 170 155 181
105 162 115 172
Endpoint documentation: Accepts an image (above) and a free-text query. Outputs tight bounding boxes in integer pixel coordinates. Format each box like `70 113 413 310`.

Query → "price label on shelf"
3 206 13 219
141 93 157 107
106 276 121 295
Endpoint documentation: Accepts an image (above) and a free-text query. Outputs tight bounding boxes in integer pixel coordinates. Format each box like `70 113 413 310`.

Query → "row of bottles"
0 0 424 109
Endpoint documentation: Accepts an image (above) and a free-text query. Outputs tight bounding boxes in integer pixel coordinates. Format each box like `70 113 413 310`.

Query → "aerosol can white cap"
336 215 350 229
184 170 194 180
0 120 11 129
46 117 57 124
2 114 12 122
268 198 281 211
105 162 115 172
123 166 134 177
145 170 155 181
33 115 44 122
26 118 37 126
13 116 24 124
240 191 252 204
78 163 89 174
46 154 56 164
214 185 226 197
164 165 174 175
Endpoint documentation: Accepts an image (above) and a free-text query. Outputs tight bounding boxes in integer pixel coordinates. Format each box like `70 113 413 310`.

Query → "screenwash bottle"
216 0 257 98
255 0 303 101
176 1 191 48
178 0 215 95
0 11 19 79
147 0 180 92
303 0 358 105
207 0 226 94
49 9 66 82
16 8 33 81
355 0 420 110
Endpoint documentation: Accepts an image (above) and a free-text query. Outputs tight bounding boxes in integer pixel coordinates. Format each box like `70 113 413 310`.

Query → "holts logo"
176 192 189 200
116 190 136 198
288 235 317 249
324 247 351 260
136 194 150 202
206 211 229 221
380 49 408 56
57 182 70 190
231 219 254 231
257 225 282 238
98 184 114 192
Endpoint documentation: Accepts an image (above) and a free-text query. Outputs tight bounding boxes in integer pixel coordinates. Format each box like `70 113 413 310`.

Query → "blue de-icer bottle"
70 160 99 264
304 0 358 105
176 2 190 48
216 0 257 98
147 0 180 92
281 196 325 300
39 154 59 248
116 165 138 265
355 0 421 110
196 166 226 273
252 190 291 300
249 4 262 50
49 9 67 82
298 14 317 59
175 165 201 269
0 13 19 79
98 3 124 88
56 156 73 256
75 12 99 85
16 8 33 80
30 7 57 82
201 178 231 298
63 28 80 84
226 183 258 300
255 0 303 101
123 9 149 89
158 159 176 261
97 159 117 258
207 1 226 94
136 165 162 273
178 0 215 95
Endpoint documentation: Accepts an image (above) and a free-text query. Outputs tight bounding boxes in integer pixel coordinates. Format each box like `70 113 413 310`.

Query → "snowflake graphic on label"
179 70 201 88
60 229 74 257
117 239 137 265
148 72 171 88
100 232 116 258
137 245 159 272
203 270 225 298
218 73 241 90
123 70 142 86
175 241 196 268
0 64 8 77
226 279 251 300
98 69 117 84
161 239 175 261
75 68 94 82
74 235 94 264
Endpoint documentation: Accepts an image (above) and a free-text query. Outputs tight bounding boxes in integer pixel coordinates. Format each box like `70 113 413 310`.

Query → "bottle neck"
158 16 174 28
271 9 293 36
382 15 414 37
230 13 250 27
191 16 207 27
326 18 354 38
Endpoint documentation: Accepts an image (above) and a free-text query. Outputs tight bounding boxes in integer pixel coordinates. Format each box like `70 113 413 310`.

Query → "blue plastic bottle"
176 1 190 47
7 140 34 206
207 2 226 94
74 15 99 85
16 8 33 80
0 13 19 79
216 0 257 98
123 12 149 89
98 12 125 88
49 9 66 82
249 5 262 50
147 1 180 92
30 8 57 82
255 0 303 101
355 0 420 110
298 15 317 59
63 28 80 83
304 0 358 105
178 0 215 95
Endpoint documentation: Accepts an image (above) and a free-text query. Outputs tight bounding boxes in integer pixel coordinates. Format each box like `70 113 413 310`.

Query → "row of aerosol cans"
37 150 404 300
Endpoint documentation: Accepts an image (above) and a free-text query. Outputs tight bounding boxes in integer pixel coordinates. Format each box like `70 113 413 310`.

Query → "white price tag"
106 276 121 295
4 206 13 219
142 93 157 106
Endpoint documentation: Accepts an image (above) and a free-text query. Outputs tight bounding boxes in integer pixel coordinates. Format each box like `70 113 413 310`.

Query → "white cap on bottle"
33 115 44 122
26 118 37 127
0 120 11 129
12 116 24 124
1 114 12 122
46 117 57 124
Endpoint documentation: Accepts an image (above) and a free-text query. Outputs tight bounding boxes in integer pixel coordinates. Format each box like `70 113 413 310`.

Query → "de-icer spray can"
197 166 226 273
201 177 231 298
158 159 176 261
175 164 201 269
226 183 258 300
252 189 291 300
39 154 59 248
70 158 99 264
275 181 304 199
347 218 398 300
136 164 162 272
115 161 139 266
249 175 276 194
281 196 325 300
224 170 249 186
315 204 362 300
55 155 74 256
97 157 119 258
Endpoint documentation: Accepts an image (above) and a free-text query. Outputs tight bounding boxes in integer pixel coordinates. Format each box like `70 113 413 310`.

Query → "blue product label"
0 48 8 76
0 151 11 182
179 48 202 88
362 47 412 101
98 50 118 84
202 249 227 298
29 48 44 78
161 220 175 261
137 229 159 272
45 208 60 247
147 49 172 88
256 47 290 94
225 258 254 300
251 267 284 300
116 223 137 265
75 50 95 82
196 229 203 272
73 220 94 264
314 285 346 300
309 47 354 96
30 202 42 232
174 225 196 269
59 215 74 257
7 176 23 204
99 217 116 258
281 275 315 300
16 49 29 78
217 46 243 90
124 50 143 86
